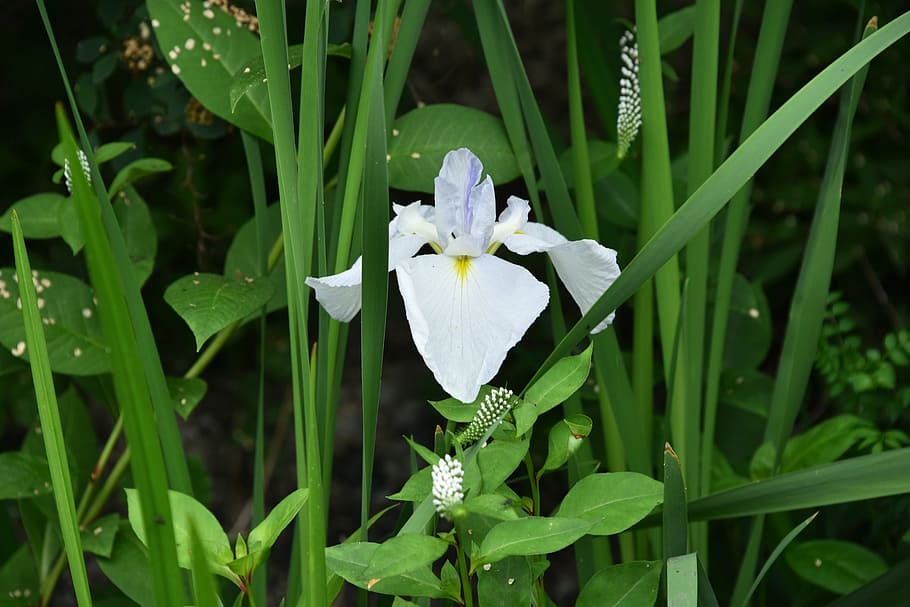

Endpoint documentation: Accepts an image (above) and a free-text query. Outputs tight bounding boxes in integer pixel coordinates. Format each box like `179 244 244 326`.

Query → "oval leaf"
475 517 595 566
576 561 662 607
556 473 663 535
0 193 67 239
325 542 451 599
109 158 172 195
0 452 52 500
388 104 519 192
248 488 308 552
786 539 888 595
0 268 108 375
147 0 272 141
525 343 593 415
164 272 275 350
167 376 208 420
363 534 449 580
125 488 233 569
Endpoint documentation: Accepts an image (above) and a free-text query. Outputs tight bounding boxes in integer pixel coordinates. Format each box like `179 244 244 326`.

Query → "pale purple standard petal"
434 148 496 257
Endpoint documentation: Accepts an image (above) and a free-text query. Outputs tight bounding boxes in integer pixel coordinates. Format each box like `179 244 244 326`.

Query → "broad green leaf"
387 104 520 192
558 141 621 189
658 6 695 54
167 377 208 420
475 517 595 566
478 556 532 607
96 525 154 607
387 466 431 502
223 203 286 313
391 598 420 607
113 186 158 287
0 545 40 605
576 561 662 607
229 42 352 111
0 193 67 239
248 488 308 552
0 268 108 375
362 534 449 580
781 414 871 473
404 436 443 467
108 158 172 195
723 275 771 370
0 452 52 500
126 488 233 570
786 540 888 595
147 0 273 141
462 494 522 521
556 473 663 535
80 513 120 558
164 272 275 350
512 401 537 436
524 343 592 415
468 436 530 494
429 389 487 423
719 369 773 417
325 542 452 599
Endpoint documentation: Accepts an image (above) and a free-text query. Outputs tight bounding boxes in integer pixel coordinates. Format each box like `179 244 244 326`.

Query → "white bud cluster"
617 28 641 159
431 454 464 520
457 387 514 445
64 150 91 194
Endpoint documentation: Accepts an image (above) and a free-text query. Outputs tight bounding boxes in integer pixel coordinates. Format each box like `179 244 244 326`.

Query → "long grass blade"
737 512 818 607
524 10 910 393
11 212 93 607
763 16 877 462
35 0 192 496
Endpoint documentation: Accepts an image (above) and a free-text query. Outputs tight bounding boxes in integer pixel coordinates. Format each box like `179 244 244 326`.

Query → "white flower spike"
432 454 464 519
617 28 641 159
305 148 621 403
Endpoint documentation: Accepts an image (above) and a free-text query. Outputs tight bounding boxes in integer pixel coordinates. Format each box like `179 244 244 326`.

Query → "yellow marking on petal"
455 256 471 283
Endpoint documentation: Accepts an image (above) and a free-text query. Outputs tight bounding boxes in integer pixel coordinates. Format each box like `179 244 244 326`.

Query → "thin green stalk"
566 0 598 239
455 538 474 607
686 0 720 561
702 0 793 499
384 0 431 125
13 213 93 607
254 1 323 605
36 1 192 496
241 128 269 607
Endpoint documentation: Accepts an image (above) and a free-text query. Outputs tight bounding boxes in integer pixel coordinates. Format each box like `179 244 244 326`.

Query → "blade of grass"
55 106 183 606
360 0 393 540
686 0 720 562
666 553 697 607
253 1 323 604
702 0 792 498
763 16 877 463
685 448 910 521
662 443 688 560
384 0 431 125
12 212 93 607
241 130 269 607
523 10 910 402
737 512 818 607
35 0 192 496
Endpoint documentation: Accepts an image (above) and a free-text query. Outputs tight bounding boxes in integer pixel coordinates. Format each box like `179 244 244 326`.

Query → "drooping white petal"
305 211 430 323
396 254 549 402
503 222 621 332
434 148 495 257
305 258 364 322
393 201 438 247
547 240 621 333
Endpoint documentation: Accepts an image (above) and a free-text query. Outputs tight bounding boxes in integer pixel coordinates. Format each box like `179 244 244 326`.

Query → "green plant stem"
524 454 541 515
456 538 474 607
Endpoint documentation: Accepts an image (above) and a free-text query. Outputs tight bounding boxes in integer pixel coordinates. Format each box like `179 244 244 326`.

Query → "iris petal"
504 223 620 332
396 254 549 402
434 148 496 256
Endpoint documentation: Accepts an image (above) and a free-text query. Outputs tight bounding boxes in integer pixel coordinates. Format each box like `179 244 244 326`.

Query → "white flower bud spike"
617 28 641 159
64 150 91 194
457 387 515 445
432 454 464 520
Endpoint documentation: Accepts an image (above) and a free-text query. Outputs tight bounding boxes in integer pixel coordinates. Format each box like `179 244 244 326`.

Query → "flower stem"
456 537 474 607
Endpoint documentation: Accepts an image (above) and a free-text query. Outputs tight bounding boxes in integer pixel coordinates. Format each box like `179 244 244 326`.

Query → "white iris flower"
305 148 621 403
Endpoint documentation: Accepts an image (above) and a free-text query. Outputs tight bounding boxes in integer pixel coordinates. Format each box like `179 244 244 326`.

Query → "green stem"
456 537 474 607
524 454 541 515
